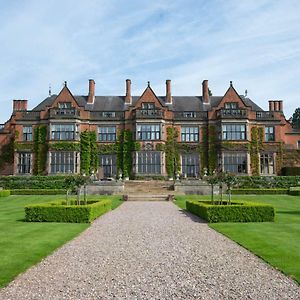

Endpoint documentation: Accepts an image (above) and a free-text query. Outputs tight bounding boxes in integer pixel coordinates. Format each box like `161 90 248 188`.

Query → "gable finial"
230 81 233 87
49 83 52 96
245 89 248 97
64 81 67 87
147 81 150 87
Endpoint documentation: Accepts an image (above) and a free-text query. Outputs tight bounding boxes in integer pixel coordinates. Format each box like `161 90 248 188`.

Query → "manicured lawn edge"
11 189 66 195
25 199 112 223
232 188 289 195
186 200 275 223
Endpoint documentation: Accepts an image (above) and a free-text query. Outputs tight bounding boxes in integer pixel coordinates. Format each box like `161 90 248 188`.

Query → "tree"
223 173 238 205
291 108 300 129
207 173 219 204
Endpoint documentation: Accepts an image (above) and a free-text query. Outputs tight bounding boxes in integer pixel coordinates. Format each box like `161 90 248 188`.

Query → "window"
142 103 155 110
136 151 161 174
102 112 116 118
50 151 78 173
182 112 196 118
17 152 32 174
58 102 72 108
23 126 32 141
260 153 274 174
181 154 200 177
137 124 160 140
51 124 78 140
224 102 238 109
99 155 117 177
98 126 116 141
223 152 247 174
265 126 275 142
181 127 199 142
222 124 246 140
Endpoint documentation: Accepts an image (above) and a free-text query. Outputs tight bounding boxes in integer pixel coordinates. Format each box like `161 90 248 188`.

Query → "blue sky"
0 0 300 123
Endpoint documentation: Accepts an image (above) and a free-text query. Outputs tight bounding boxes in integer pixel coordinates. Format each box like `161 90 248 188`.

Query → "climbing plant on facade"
250 127 264 175
80 130 98 175
165 127 180 178
33 125 47 175
208 125 217 174
122 130 134 178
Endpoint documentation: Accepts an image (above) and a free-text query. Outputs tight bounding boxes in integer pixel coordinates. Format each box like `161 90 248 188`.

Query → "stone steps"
125 194 173 201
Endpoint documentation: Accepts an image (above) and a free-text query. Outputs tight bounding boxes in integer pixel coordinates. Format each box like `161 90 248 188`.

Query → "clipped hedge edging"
11 189 66 195
231 188 289 195
289 187 300 196
0 190 10 197
25 199 111 223
186 200 275 223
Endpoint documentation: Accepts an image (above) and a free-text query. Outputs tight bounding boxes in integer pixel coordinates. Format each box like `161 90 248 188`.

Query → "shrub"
231 188 289 195
186 200 274 223
0 190 10 197
234 176 300 189
25 199 111 223
289 187 300 196
11 189 66 195
281 167 300 176
0 175 81 190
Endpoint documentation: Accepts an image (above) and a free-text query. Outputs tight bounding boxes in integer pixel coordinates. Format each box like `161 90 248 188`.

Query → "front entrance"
99 154 117 178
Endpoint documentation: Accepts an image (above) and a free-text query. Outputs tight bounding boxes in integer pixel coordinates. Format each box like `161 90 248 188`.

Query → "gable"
133 85 165 109
51 85 85 109
216 85 250 110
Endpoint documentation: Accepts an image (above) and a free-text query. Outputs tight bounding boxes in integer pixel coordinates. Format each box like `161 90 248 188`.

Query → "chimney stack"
166 79 172 104
87 79 95 104
125 79 132 104
269 100 275 111
13 100 28 112
202 80 209 104
278 100 283 111
274 101 279 111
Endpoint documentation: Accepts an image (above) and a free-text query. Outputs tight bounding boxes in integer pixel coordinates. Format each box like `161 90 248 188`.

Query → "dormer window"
58 102 72 109
224 102 238 109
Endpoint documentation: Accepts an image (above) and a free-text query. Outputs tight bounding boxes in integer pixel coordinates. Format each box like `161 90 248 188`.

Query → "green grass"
175 194 300 283
0 194 123 288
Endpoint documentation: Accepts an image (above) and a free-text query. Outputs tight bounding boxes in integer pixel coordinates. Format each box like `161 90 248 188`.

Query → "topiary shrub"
0 190 10 197
25 199 111 223
186 200 274 223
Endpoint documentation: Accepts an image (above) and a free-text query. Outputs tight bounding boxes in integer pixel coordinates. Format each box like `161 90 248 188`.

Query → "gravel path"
1 202 299 300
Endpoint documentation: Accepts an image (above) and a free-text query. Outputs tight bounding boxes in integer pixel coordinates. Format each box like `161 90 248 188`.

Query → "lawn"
175 194 300 283
0 194 122 288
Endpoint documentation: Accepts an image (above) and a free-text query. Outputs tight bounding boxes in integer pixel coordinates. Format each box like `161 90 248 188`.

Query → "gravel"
1 201 299 299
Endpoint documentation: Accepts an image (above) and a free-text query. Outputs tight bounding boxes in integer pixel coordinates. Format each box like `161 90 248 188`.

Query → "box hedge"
0 190 10 197
231 188 289 195
289 187 300 196
186 200 275 223
281 167 300 176
25 199 111 223
11 189 66 195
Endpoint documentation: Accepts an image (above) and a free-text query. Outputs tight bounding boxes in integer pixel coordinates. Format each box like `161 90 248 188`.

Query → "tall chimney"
87 79 95 104
202 80 209 104
166 79 172 104
274 101 279 111
268 101 274 111
125 79 132 104
13 100 28 112
278 100 283 111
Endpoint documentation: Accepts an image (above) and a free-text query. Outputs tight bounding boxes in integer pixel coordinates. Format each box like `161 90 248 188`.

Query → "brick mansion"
0 79 299 177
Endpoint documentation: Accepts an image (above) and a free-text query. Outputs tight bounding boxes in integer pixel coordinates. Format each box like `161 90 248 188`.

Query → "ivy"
250 127 264 175
276 142 284 174
49 142 80 151
208 125 217 174
122 130 134 178
80 130 98 175
33 125 47 175
98 143 118 154
165 127 180 178
0 136 14 168
14 142 34 151
116 130 123 175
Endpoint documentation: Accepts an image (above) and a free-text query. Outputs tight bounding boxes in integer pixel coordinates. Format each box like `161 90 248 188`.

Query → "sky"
0 0 300 123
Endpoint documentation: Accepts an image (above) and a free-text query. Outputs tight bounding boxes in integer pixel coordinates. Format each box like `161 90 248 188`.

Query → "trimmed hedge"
0 190 10 197
234 176 300 189
186 200 275 223
289 187 300 196
281 167 300 176
25 199 111 223
232 188 289 195
11 189 66 195
0 175 79 190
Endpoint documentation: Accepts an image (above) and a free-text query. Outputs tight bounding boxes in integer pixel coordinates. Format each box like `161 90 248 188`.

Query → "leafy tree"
291 108 300 129
207 173 219 204
223 173 238 205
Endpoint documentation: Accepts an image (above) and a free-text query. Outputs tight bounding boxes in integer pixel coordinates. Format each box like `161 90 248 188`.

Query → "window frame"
17 152 32 174
260 153 275 175
181 126 199 142
50 124 78 141
50 151 78 174
222 124 246 141
98 126 116 142
23 126 33 141
136 124 161 141
265 126 275 142
136 151 161 174
222 152 247 174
